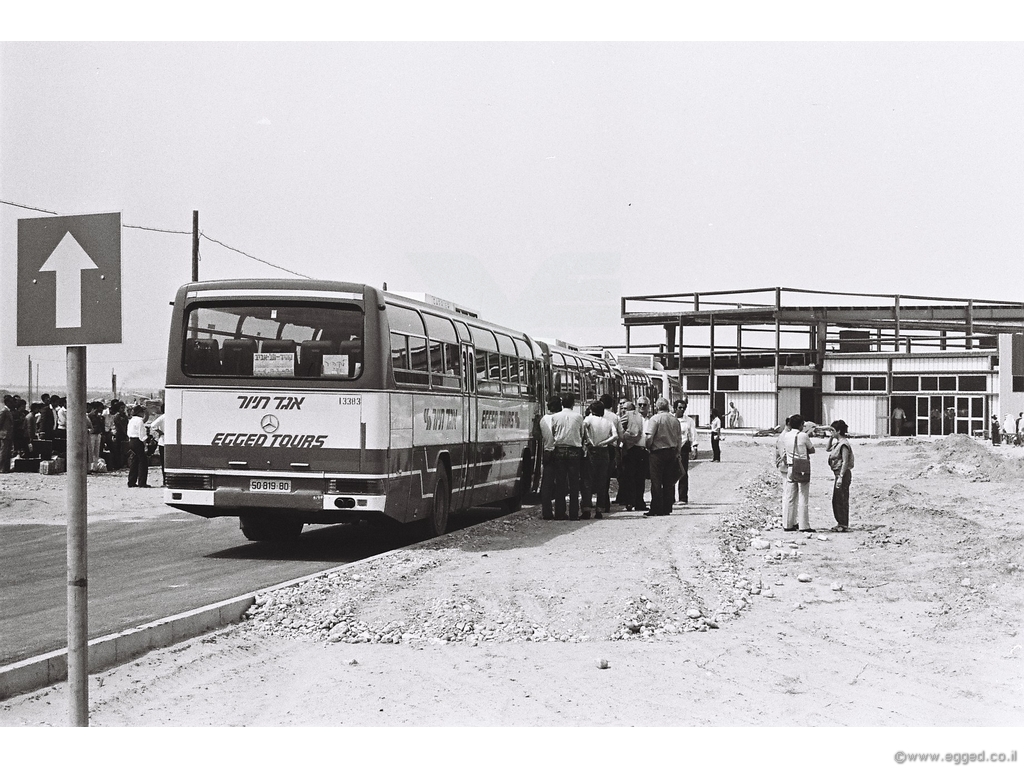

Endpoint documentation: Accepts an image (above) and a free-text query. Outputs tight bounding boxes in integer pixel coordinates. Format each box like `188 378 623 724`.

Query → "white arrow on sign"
39 231 99 328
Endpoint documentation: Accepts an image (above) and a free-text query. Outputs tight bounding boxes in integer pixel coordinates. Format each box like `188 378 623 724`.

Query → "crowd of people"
4 387 861 532
534 393 856 534
538 393 698 521
992 412 1024 446
0 392 165 487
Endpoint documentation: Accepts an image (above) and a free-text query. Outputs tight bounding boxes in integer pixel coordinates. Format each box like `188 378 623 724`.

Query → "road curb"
0 526 449 702
0 593 256 702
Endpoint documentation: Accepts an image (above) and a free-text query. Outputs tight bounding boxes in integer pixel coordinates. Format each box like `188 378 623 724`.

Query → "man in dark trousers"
550 393 585 521
643 397 682 517
126 404 150 488
537 395 562 520
619 400 647 511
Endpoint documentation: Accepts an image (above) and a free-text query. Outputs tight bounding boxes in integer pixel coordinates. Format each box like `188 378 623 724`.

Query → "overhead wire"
200 232 313 279
0 198 312 279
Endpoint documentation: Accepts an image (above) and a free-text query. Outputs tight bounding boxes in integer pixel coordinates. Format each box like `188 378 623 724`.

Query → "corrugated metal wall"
720 393 776 429
824 358 888 373
891 355 990 372
822 395 886 436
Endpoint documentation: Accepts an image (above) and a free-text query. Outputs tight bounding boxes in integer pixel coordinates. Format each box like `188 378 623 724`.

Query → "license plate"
249 479 291 493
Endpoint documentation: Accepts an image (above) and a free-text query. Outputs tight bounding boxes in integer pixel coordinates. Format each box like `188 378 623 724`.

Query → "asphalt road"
0 507 508 667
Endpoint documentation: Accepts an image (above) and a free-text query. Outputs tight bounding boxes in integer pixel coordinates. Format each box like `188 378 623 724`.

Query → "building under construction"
616 287 1024 437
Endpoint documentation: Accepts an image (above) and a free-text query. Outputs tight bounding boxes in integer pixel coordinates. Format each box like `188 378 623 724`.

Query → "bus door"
457 343 477 510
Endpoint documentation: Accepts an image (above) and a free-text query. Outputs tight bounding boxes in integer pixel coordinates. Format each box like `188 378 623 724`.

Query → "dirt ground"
2 436 1022 746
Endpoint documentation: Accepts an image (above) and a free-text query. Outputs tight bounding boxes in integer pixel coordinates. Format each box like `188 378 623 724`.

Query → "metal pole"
192 210 200 282
28 355 33 404
66 346 89 726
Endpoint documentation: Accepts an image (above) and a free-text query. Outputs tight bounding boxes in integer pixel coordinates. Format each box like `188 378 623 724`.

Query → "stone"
797 573 812 583
831 582 844 592
816 534 829 541
960 578 972 588
344 658 358 665
704 618 719 629
596 659 610 669
686 608 703 619
751 538 771 551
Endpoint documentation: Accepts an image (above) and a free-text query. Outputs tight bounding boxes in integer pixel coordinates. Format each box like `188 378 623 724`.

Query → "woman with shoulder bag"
781 414 815 532
827 420 854 532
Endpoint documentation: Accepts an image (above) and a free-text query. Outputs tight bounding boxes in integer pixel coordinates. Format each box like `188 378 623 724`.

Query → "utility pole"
28 355 32 403
192 210 199 282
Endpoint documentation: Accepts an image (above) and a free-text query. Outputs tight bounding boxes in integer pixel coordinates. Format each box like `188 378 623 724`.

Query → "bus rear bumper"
163 487 389 518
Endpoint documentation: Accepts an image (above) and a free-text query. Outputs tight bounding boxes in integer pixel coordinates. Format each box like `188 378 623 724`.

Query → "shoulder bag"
787 432 811 483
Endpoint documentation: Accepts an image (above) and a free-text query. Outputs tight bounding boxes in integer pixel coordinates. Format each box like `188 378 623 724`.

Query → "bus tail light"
326 478 385 495
166 474 215 490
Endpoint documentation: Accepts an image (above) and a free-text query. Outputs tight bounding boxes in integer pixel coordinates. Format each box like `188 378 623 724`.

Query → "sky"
3 36 1024 392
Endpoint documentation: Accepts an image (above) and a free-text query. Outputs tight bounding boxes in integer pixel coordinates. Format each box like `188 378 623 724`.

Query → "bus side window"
222 338 256 376
185 338 221 375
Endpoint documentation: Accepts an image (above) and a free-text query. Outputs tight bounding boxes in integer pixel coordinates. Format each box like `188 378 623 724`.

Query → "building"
617 287 1024 437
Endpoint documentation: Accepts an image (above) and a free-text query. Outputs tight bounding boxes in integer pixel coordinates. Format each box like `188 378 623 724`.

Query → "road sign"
17 212 123 346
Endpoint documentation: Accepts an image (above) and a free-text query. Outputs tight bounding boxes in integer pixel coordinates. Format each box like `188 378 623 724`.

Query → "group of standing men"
538 392 698 521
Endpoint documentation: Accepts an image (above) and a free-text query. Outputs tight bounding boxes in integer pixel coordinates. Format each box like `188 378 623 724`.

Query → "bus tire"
425 465 451 538
239 513 304 542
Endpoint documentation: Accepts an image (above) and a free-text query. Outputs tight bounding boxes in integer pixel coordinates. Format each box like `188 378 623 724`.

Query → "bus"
163 280 540 541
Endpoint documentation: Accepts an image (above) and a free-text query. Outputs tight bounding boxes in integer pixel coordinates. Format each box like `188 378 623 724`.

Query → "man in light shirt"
643 398 682 517
619 400 646 511
583 399 617 519
149 403 167 487
550 393 585 521
674 399 697 506
126 404 151 488
538 395 562 520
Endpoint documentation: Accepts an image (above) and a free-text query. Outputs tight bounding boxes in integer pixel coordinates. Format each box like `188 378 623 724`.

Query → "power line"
1 198 312 279
200 232 313 279
124 223 191 235
0 198 60 215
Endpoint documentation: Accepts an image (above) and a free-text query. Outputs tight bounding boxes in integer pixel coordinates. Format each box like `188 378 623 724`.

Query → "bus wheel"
425 466 450 538
239 514 304 542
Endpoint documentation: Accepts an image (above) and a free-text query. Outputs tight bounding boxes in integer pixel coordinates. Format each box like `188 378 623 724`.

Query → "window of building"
717 375 739 391
959 375 986 392
835 376 851 392
687 375 709 391
892 376 918 392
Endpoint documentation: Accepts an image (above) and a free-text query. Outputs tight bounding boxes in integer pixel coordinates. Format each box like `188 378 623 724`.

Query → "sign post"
66 345 88 726
17 212 122 727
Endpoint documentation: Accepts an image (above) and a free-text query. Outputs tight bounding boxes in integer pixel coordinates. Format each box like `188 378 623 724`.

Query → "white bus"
163 280 540 541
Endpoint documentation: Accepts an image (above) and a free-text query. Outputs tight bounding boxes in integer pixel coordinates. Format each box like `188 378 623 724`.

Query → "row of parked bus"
163 280 680 541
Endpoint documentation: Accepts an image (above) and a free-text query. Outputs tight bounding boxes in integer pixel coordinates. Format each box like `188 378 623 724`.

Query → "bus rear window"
181 303 364 379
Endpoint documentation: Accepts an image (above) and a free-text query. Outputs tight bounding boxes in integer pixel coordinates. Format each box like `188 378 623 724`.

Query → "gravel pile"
242 458 787 646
